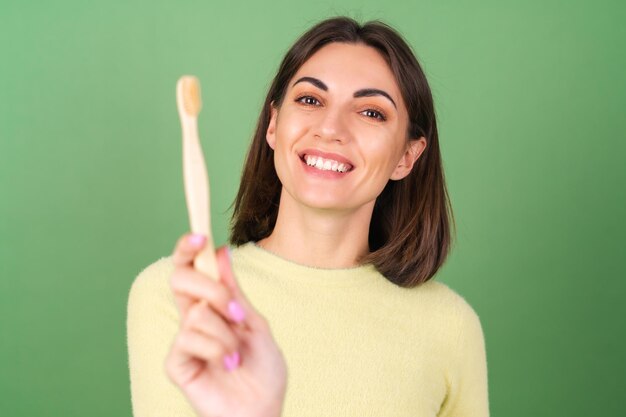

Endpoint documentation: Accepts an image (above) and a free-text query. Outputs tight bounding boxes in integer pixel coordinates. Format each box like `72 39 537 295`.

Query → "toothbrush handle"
182 120 219 280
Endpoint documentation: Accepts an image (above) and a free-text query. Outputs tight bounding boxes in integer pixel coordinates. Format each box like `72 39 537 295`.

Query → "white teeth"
303 154 351 173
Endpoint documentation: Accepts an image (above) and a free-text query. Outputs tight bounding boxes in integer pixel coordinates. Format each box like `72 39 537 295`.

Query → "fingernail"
228 300 246 323
223 351 240 372
189 234 206 247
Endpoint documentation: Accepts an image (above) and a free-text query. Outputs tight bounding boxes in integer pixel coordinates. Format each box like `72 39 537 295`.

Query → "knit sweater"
126 242 489 417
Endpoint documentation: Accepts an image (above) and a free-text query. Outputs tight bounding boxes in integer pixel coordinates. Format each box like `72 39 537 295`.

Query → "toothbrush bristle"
183 76 202 116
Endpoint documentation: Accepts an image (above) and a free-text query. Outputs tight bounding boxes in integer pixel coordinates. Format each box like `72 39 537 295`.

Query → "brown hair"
229 16 455 288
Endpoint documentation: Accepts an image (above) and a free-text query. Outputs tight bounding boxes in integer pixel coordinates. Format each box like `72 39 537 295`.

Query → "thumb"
215 246 264 331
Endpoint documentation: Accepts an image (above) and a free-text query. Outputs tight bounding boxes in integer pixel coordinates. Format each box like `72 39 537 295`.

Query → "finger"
216 246 268 331
170 265 238 325
172 327 235 372
172 233 207 266
215 246 239 297
183 300 239 356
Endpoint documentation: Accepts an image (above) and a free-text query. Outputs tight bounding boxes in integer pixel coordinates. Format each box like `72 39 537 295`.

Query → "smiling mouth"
299 154 354 173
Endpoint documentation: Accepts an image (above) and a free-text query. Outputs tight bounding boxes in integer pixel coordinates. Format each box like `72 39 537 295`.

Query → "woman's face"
266 42 426 213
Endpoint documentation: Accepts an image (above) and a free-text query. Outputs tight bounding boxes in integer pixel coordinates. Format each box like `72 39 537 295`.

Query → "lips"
297 148 355 171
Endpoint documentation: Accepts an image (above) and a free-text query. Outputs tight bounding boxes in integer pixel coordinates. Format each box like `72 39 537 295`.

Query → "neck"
256 187 373 268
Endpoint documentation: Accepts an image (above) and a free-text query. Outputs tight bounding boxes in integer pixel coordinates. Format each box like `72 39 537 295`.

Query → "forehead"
291 42 401 97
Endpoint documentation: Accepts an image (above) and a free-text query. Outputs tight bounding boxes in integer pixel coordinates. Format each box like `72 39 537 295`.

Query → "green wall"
1 1 624 415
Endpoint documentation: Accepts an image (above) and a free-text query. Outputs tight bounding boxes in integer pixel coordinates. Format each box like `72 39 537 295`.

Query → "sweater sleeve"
438 300 490 417
126 257 197 417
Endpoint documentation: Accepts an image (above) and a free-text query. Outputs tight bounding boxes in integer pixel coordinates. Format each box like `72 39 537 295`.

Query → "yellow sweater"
127 242 489 416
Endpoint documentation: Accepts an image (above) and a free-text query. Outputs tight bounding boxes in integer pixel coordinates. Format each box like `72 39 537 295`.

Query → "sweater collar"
232 241 383 288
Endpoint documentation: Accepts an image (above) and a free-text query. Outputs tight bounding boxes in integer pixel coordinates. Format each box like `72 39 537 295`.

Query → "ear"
265 102 278 150
390 137 427 180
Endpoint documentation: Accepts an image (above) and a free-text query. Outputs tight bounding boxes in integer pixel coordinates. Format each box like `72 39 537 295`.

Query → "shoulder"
424 281 486 348
401 279 484 336
127 256 177 311
409 281 487 366
422 281 481 317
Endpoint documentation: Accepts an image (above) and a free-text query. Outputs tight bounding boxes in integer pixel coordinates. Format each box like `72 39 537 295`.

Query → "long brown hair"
229 16 455 288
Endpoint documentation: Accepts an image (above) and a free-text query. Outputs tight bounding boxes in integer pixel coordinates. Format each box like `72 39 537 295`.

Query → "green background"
1 0 624 415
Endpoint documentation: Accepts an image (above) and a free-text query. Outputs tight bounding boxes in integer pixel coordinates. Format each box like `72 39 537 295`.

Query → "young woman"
127 16 489 417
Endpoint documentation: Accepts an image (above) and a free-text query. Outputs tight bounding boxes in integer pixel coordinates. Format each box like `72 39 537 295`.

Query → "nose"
313 107 350 144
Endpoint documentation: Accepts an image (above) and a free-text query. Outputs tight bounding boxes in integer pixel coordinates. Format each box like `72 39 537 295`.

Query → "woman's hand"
165 233 288 417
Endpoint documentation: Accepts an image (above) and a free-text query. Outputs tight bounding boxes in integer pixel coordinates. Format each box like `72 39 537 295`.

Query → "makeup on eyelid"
293 94 390 121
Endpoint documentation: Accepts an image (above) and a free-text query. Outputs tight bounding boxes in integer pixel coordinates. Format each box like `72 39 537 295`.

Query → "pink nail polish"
189 234 206 246
223 351 240 371
228 300 246 323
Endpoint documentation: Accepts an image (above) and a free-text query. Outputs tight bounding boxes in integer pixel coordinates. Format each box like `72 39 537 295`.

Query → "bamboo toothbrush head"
177 75 202 117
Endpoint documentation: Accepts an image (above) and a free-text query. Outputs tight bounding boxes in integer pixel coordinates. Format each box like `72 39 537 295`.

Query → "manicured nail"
189 234 206 247
223 351 240 371
228 300 245 323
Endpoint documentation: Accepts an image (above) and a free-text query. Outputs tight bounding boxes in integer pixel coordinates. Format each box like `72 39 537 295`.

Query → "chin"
300 196 347 211
297 190 371 212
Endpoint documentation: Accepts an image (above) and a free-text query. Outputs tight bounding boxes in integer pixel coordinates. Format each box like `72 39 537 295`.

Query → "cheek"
272 113 309 178
359 131 404 175
275 110 311 144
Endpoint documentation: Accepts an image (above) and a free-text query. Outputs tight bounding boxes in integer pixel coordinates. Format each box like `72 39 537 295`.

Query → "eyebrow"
292 76 397 109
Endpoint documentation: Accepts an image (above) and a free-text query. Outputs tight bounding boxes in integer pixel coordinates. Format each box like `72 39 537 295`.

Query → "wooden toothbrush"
176 75 220 281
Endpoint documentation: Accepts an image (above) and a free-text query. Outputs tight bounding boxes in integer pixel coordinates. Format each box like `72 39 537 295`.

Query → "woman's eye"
296 96 321 106
361 109 387 121
295 96 386 121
